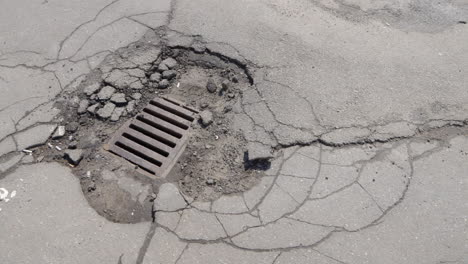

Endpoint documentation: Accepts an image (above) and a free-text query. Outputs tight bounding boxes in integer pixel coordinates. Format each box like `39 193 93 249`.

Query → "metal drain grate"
105 96 198 178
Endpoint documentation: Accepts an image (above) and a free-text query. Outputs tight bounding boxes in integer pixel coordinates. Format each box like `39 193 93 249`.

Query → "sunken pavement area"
1 0 468 264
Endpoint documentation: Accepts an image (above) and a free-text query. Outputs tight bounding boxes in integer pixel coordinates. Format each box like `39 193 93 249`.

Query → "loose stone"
131 93 142 100
110 107 126 122
97 86 115 101
126 100 136 113
161 58 178 69
158 79 170 89
64 149 84 166
199 110 213 126
66 122 79 133
97 103 116 119
158 63 169 72
150 72 161 82
83 83 100 96
206 78 217 93
110 93 127 105
52 126 66 139
77 99 89 114
87 103 99 114
162 70 177 80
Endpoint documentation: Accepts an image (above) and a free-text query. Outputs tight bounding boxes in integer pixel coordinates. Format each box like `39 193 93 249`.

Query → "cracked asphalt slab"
1 0 467 263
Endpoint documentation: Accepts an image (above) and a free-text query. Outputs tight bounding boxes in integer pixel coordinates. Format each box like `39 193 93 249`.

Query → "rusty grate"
105 96 198 177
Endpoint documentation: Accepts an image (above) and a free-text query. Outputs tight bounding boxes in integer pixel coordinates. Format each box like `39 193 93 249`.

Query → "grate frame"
105 96 198 178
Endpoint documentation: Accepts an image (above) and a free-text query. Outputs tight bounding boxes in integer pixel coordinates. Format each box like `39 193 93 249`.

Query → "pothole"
28 35 268 223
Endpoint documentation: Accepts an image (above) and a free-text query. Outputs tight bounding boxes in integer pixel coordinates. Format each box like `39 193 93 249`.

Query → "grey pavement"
1 0 467 263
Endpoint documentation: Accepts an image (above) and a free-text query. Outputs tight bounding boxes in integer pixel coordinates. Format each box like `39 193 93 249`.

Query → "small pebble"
52 126 66 139
77 99 89 114
161 58 178 69
206 178 215 185
199 110 213 126
150 72 161 82
162 70 177 80
66 122 79 133
158 79 170 89
97 86 115 101
110 93 127 105
87 103 99 114
227 93 235 99
83 83 100 96
206 78 217 93
131 93 142 100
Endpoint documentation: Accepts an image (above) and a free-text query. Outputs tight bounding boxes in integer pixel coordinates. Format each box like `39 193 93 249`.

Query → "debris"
97 103 116 119
224 105 233 113
64 149 84 166
221 80 230 91
52 125 66 139
68 140 78 149
246 142 273 161
227 93 235 99
131 93 142 100
158 63 169 72
97 86 116 101
161 58 178 69
162 70 177 80
158 79 170 89
77 99 89 114
150 72 161 82
47 143 53 149
0 188 8 200
86 171 91 177
55 146 62 151
66 122 79 133
126 100 136 113
206 178 215 185
199 110 213 126
177 82 180 88
83 83 100 96
206 78 217 93
22 149 33 154
87 103 99 114
110 93 127 105
110 107 126 122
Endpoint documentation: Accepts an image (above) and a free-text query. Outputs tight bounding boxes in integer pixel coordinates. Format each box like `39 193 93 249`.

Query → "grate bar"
106 96 198 178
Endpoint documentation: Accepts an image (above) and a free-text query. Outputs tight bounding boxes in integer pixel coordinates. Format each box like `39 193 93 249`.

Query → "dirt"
28 35 266 223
